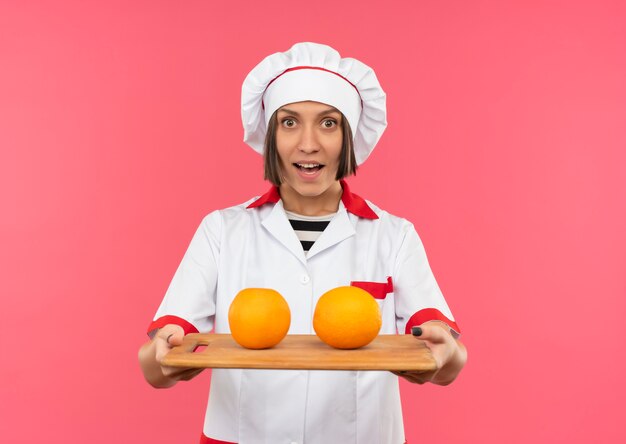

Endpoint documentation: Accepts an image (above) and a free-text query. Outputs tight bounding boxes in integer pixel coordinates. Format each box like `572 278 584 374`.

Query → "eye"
282 118 296 128
322 119 337 128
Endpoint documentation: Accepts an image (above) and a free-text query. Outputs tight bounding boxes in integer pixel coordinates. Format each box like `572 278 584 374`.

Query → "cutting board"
162 333 437 371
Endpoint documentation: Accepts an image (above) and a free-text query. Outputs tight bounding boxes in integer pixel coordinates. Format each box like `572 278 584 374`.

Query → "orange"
228 288 291 349
313 286 382 349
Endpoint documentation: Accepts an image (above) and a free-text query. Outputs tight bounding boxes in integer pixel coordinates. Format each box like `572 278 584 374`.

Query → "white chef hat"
241 42 387 165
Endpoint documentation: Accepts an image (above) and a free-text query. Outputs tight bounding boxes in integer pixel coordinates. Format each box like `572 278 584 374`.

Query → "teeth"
297 163 320 169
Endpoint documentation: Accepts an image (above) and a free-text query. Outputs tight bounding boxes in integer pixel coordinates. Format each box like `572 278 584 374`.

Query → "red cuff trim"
147 315 199 336
200 434 236 444
246 180 378 220
405 308 460 335
351 276 394 299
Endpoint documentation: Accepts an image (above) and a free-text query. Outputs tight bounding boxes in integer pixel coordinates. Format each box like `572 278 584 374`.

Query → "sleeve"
146 210 222 337
393 222 461 338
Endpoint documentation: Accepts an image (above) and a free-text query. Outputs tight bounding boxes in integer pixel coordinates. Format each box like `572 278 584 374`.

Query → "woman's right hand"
138 324 204 388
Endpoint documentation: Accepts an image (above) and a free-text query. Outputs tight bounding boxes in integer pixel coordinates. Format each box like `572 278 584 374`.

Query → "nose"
297 124 321 153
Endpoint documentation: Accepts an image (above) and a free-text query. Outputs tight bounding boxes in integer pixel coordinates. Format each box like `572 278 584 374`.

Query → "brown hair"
263 110 357 186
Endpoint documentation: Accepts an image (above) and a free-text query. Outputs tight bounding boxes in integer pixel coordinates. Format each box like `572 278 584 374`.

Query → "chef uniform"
147 42 461 444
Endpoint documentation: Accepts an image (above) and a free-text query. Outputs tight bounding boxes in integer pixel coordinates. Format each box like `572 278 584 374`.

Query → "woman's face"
275 100 343 198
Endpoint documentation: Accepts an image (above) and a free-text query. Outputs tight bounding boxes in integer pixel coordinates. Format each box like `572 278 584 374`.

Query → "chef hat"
241 42 387 165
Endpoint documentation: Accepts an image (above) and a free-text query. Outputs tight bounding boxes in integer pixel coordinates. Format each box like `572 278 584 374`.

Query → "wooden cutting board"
162 333 437 371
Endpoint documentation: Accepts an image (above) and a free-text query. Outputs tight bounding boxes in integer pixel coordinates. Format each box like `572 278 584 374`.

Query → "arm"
392 223 466 384
139 212 222 387
138 324 204 388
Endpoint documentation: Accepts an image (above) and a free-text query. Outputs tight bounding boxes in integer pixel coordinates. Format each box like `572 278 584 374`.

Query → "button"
300 274 310 284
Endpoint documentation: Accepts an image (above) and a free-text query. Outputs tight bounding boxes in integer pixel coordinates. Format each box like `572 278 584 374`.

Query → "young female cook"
139 42 467 444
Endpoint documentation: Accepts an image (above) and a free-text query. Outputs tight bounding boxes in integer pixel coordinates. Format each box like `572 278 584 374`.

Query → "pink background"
1 1 625 442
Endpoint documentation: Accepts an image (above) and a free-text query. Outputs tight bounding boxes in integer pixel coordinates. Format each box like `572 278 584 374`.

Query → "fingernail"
411 326 422 336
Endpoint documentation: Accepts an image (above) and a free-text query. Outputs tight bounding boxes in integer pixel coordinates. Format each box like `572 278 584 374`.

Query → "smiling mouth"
293 163 325 173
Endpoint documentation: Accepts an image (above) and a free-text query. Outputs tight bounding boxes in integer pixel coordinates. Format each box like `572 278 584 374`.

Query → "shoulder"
199 195 266 228
352 198 421 257
360 200 432 269
362 198 415 233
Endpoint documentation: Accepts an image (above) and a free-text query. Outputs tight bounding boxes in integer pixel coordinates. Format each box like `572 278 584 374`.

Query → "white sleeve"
393 222 460 338
146 210 221 337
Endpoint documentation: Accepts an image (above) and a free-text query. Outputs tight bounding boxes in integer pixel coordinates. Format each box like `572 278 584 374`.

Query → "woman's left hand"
392 321 467 385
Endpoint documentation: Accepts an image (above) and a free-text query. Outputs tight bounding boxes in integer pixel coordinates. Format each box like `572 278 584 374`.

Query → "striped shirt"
285 210 336 255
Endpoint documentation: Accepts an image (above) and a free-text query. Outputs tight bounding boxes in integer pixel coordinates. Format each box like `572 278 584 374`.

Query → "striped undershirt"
285 210 336 255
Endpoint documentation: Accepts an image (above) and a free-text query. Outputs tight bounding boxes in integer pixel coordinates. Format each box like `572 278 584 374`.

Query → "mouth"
293 162 325 174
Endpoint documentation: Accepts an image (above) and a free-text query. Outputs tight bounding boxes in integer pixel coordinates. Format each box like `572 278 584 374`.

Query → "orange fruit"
313 286 382 349
228 288 291 349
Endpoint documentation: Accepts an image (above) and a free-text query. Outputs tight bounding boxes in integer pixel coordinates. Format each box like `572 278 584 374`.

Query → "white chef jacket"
148 180 460 444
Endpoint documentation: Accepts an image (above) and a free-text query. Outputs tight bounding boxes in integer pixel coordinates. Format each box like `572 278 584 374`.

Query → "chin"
293 183 326 197
286 180 331 197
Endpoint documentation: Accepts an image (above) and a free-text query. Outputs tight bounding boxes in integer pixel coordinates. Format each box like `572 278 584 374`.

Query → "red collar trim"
247 184 281 208
246 179 378 220
338 180 378 219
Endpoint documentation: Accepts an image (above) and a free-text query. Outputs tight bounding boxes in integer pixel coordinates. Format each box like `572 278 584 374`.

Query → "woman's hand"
138 324 204 388
392 321 467 385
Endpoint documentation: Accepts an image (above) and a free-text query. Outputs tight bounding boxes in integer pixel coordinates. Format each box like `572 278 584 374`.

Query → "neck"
279 181 343 217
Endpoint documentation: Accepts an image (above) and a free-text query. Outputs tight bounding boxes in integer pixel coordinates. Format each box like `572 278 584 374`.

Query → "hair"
263 110 357 186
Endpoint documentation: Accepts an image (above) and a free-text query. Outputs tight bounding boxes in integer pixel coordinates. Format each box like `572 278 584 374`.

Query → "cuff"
146 315 199 338
405 308 461 338
200 434 237 444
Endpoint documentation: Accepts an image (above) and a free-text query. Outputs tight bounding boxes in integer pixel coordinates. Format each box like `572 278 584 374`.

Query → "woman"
139 42 467 444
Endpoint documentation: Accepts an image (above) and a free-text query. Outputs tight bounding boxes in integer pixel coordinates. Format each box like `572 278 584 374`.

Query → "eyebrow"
278 106 340 117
